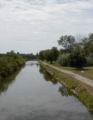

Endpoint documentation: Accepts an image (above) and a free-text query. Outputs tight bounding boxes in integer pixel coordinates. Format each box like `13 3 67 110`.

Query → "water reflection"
59 86 68 96
26 61 38 65
39 65 57 84
0 61 92 120
39 65 68 96
0 71 20 95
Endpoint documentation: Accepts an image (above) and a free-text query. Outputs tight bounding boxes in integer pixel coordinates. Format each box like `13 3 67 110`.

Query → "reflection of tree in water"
39 65 58 84
39 65 69 96
59 85 68 96
39 65 44 74
0 71 19 95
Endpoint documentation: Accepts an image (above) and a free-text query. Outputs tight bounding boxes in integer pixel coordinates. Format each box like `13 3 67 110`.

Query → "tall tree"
70 45 86 68
58 35 75 51
82 33 93 56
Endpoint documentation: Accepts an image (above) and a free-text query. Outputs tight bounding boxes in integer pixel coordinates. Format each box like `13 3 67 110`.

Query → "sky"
0 0 93 53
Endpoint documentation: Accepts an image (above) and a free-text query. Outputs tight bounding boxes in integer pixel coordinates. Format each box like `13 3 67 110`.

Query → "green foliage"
57 45 86 68
21 53 37 60
82 33 93 56
39 33 93 68
0 51 25 79
81 33 93 66
70 45 86 68
57 34 93 68
57 53 70 66
58 35 75 51
86 55 93 66
39 47 59 63
50 47 59 61
78 88 93 112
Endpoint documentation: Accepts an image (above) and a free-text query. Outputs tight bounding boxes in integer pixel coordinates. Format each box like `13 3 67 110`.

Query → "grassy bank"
40 62 93 113
0 53 25 80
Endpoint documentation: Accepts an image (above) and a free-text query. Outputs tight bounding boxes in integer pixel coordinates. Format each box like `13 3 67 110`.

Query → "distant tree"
39 50 47 60
50 47 59 61
70 45 86 68
81 33 93 66
0 51 25 79
57 53 70 66
82 33 93 56
21 53 37 60
39 33 93 68
58 35 75 51
39 47 59 63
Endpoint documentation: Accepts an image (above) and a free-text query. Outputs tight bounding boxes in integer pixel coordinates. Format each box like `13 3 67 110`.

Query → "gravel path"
43 62 93 88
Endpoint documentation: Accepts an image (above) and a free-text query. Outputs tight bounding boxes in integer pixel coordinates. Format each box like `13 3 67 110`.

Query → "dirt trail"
43 62 93 88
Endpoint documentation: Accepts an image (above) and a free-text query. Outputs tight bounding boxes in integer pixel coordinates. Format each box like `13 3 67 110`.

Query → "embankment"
40 62 93 113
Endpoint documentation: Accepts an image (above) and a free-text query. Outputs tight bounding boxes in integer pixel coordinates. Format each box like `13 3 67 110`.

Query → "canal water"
0 61 92 120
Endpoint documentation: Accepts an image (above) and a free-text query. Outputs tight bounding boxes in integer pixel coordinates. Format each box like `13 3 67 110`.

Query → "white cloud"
0 0 93 53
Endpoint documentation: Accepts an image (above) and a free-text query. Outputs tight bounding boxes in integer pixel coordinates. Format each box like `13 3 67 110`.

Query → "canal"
0 61 92 120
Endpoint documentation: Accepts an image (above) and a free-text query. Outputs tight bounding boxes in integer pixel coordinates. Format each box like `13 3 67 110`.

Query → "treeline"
39 47 59 63
21 53 37 60
38 33 93 68
0 51 25 80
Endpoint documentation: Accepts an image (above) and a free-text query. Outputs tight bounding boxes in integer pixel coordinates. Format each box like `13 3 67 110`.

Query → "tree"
57 53 70 66
58 35 75 51
82 33 93 56
70 45 86 68
39 47 59 63
50 47 59 62
39 51 45 60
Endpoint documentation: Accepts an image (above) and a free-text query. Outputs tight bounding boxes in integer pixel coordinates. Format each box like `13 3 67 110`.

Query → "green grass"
53 63 93 80
40 62 93 113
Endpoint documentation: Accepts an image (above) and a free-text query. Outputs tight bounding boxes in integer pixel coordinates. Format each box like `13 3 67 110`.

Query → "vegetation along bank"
40 62 93 113
0 51 25 80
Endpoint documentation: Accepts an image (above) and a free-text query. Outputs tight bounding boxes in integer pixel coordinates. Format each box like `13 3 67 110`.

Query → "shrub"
86 55 93 66
57 53 70 66
0 53 25 79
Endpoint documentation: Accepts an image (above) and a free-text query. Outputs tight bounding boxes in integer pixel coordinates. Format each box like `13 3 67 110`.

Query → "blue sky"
0 0 93 53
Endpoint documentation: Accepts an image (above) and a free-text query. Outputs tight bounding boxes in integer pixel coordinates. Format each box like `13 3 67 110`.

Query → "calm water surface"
0 61 93 120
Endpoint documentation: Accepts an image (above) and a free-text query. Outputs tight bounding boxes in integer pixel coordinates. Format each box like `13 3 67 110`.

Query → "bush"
57 47 86 69
0 53 25 79
57 53 70 66
86 55 93 66
70 50 86 68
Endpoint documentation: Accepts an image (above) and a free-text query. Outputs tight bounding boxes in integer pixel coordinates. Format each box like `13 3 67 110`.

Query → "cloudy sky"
0 0 93 53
